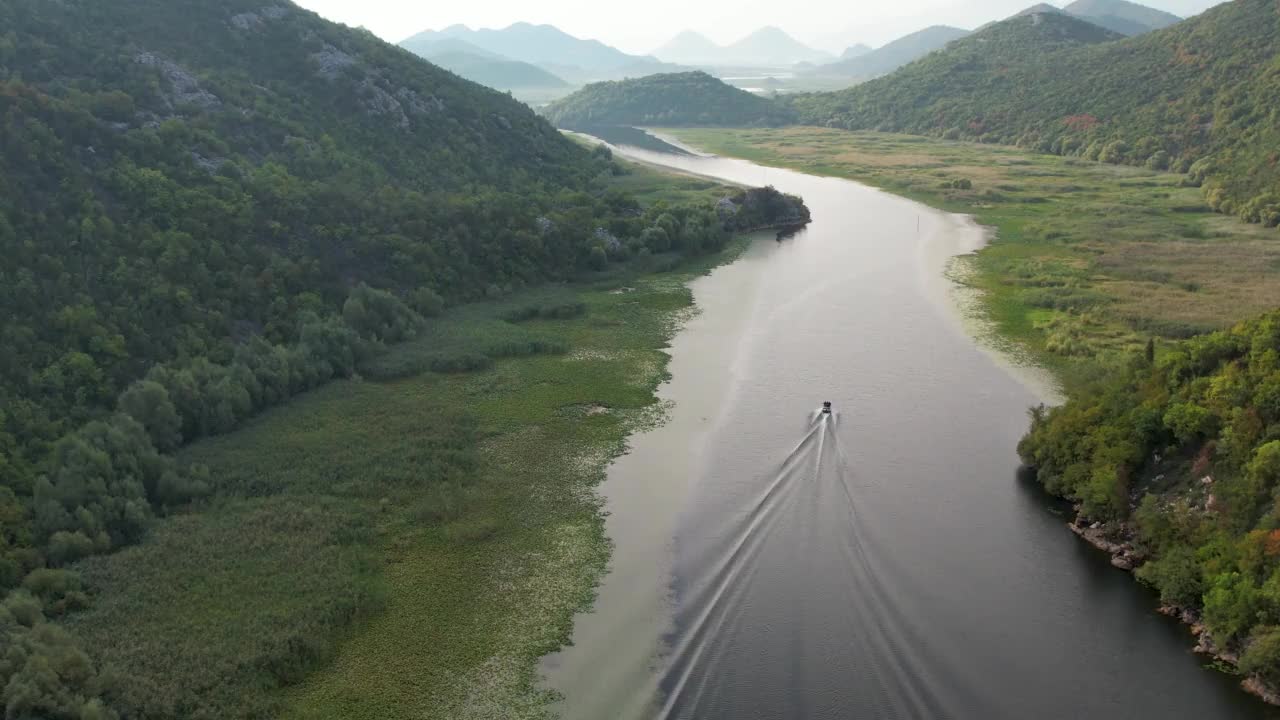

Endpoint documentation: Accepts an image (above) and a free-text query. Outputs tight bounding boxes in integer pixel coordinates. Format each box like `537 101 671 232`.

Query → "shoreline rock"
1067 513 1280 706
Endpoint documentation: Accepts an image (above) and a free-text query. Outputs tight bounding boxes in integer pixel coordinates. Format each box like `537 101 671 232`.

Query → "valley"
5 0 1280 717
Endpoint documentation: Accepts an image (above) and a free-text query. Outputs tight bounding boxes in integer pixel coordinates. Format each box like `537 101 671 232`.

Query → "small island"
717 186 812 234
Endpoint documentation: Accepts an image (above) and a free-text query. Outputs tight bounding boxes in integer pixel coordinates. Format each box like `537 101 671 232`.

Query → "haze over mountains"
400 36 570 92
392 0 1197 100
544 0 1274 226
652 26 834 66
399 23 683 85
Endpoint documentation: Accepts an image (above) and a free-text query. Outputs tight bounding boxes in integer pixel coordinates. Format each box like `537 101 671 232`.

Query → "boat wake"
654 409 981 719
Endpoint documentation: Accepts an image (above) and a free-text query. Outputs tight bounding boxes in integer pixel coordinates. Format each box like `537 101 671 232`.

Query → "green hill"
398 35 569 91
791 0 1280 230
542 71 797 129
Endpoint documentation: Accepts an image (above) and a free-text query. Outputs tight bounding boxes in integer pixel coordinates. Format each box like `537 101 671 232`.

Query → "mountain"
1065 0 1182 35
399 22 658 74
654 30 724 65
841 43 873 59
424 50 570 90
791 0 1280 229
809 25 971 79
542 71 797 129
398 35 568 91
652 27 834 66
399 34 501 59
973 4 1070 34
720 26 835 65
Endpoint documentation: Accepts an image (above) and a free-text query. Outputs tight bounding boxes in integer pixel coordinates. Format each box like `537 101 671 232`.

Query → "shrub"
1242 627 1280 687
1136 545 1204 607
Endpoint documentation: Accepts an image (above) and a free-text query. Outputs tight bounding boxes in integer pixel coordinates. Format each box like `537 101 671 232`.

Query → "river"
539 133 1277 719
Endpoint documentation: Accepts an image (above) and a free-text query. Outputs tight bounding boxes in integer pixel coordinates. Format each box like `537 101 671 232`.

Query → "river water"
540 134 1277 719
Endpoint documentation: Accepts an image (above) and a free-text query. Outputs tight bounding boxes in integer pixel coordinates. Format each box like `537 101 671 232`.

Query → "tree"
1203 571 1262 646
32 415 168 550
1242 627 1280 688
0 622 118 720
117 380 183 451
411 287 445 317
1163 403 1215 445
1136 545 1204 608
588 246 608 271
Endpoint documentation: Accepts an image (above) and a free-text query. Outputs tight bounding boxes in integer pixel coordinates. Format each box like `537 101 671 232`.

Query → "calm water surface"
540 134 1277 719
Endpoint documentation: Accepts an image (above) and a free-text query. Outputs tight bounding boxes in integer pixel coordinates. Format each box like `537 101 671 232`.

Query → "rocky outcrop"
311 44 356 80
134 52 221 110
356 79 410 129
190 152 227 173
1067 519 1141 570
311 48 443 130
397 88 444 116
229 5 288 31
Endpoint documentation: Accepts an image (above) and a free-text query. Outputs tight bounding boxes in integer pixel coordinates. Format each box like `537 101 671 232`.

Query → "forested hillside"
542 71 797 129
790 0 1280 229
0 0 621 513
1020 312 1280 692
0 0 772 715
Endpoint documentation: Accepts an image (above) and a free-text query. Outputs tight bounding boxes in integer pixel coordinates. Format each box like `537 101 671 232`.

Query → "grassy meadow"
59 162 747 719
665 127 1280 388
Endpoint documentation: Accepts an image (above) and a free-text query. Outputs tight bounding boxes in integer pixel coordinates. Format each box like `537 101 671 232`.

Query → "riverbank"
1067 514 1280 706
57 161 763 719
661 127 1280 394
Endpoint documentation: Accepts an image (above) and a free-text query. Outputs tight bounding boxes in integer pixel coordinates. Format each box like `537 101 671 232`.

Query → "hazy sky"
292 0 1227 55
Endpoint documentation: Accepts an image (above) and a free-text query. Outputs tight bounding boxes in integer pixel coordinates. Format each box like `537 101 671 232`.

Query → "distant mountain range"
402 0 1182 89
400 35 569 91
809 0 1180 80
653 27 834 66
399 23 684 85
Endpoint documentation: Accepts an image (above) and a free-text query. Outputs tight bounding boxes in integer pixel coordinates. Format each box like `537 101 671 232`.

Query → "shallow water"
540 135 1278 719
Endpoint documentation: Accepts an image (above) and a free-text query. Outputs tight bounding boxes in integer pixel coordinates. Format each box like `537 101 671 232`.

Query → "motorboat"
822 402 832 414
